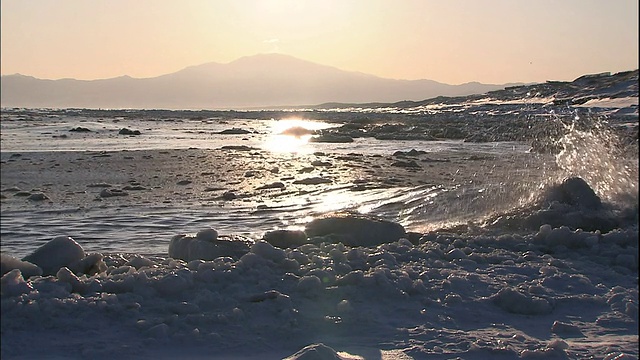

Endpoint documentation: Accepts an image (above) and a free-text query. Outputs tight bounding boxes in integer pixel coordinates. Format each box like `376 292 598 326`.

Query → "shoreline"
0 146 549 208
1 146 553 256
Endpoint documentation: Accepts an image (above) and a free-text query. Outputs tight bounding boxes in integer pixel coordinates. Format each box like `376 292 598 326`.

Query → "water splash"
362 111 638 233
554 115 638 206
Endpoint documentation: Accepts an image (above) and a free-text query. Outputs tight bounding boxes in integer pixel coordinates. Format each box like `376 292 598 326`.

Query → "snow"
1 206 637 359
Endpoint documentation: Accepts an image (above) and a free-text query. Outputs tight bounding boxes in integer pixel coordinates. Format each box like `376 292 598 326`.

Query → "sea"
1 107 637 258
1 106 638 359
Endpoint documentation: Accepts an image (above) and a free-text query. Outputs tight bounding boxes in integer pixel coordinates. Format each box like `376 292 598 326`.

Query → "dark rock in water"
393 149 427 157
99 188 129 198
293 177 332 185
23 236 85 276
27 192 49 201
263 230 308 248
222 191 237 200
219 145 258 151
169 228 252 262
256 182 286 190
69 127 91 132
118 128 142 136
391 160 421 168
305 213 406 246
309 134 354 143
544 177 602 209
218 128 251 135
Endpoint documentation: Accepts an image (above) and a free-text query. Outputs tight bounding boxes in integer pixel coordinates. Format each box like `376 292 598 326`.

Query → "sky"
1 0 638 85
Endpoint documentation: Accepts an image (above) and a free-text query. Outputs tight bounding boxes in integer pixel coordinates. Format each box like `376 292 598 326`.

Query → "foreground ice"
1 176 638 360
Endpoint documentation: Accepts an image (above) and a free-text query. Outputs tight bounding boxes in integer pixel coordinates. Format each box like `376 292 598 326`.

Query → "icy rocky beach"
1 71 638 359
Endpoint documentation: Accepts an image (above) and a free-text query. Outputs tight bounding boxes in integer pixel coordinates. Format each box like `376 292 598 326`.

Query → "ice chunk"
1 254 42 278
1 269 33 297
169 228 251 262
22 236 85 276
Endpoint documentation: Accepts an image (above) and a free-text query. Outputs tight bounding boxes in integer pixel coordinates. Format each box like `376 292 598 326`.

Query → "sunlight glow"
263 118 333 153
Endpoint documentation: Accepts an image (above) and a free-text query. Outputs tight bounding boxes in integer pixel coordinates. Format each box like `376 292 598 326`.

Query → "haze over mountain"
1 54 522 110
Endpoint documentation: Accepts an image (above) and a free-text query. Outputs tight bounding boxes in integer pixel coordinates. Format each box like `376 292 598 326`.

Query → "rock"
263 230 308 248
256 182 286 190
309 134 354 143
122 185 147 191
27 192 50 201
86 183 113 188
218 128 251 135
305 213 407 246
118 128 141 136
69 127 92 132
219 145 258 151
544 177 602 209
99 188 129 198
391 160 421 168
22 236 86 276
222 191 237 200
311 160 332 167
393 149 427 157
293 177 332 185
485 176 619 232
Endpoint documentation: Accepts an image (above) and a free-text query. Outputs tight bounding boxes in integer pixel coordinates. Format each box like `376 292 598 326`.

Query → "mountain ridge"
1 54 525 109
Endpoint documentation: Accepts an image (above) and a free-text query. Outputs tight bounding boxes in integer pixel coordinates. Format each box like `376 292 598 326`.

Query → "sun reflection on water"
263 118 334 153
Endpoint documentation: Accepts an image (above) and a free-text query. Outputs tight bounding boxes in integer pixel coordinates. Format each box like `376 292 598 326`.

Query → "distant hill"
361 69 639 110
0 54 520 110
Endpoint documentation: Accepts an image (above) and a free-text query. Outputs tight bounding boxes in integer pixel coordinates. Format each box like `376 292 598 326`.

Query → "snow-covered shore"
1 96 638 359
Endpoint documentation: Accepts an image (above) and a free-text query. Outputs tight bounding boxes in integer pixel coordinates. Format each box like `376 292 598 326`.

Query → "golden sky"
1 0 638 84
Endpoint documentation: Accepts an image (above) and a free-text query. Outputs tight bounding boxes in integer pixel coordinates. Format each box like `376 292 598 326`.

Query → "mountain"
1 54 520 110
317 69 639 110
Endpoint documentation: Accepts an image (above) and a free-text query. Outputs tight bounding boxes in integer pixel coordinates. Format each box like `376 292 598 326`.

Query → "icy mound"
485 177 637 233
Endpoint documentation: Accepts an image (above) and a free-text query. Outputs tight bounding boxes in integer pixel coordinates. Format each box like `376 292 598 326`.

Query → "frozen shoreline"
1 148 638 359
0 144 552 258
1 107 638 359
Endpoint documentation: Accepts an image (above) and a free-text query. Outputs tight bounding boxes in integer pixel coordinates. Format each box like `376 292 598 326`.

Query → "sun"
263 118 333 153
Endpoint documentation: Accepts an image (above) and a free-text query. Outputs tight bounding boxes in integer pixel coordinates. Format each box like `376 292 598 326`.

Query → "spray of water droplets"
388 110 638 233
553 114 638 206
